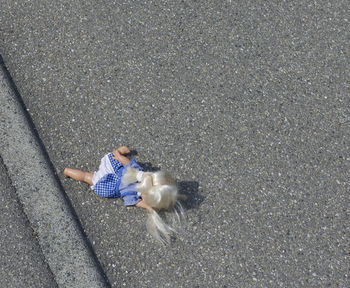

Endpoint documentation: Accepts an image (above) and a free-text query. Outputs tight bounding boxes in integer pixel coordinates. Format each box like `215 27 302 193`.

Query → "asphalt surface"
0 156 57 288
0 55 108 287
1 1 349 287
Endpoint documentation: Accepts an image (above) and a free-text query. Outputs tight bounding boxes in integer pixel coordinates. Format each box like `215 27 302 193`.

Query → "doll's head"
122 167 179 210
136 171 178 210
122 167 184 244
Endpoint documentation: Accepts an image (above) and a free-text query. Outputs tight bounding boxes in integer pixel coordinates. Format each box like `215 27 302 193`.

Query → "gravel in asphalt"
0 56 108 287
0 155 57 288
1 1 349 287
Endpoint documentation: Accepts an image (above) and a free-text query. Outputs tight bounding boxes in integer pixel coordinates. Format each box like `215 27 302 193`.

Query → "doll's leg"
64 168 93 185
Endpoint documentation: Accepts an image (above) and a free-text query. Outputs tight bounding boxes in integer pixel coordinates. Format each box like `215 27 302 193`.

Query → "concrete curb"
0 55 109 287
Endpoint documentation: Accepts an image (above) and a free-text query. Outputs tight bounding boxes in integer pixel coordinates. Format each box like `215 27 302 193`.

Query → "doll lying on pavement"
64 146 184 244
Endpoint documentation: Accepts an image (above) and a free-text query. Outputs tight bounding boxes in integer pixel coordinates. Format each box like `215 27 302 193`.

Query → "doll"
64 146 183 244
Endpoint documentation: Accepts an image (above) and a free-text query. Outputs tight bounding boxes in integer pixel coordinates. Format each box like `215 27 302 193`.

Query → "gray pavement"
0 156 57 288
0 56 108 287
1 1 350 287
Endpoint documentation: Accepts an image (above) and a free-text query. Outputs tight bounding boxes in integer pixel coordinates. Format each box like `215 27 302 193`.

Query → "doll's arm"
135 199 153 213
112 149 131 165
113 146 130 155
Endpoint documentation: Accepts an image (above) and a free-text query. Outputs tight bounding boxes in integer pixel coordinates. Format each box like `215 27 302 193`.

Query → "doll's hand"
136 197 153 213
113 146 130 155
112 150 131 166
112 150 121 160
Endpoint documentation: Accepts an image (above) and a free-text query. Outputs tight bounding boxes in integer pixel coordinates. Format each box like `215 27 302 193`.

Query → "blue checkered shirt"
94 154 143 206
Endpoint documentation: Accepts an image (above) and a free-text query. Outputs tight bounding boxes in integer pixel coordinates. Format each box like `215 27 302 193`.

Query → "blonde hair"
122 167 184 244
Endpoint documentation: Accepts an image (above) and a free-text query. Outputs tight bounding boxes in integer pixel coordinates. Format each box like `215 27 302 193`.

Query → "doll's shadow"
137 162 203 210
177 181 202 210
127 150 138 157
137 161 160 172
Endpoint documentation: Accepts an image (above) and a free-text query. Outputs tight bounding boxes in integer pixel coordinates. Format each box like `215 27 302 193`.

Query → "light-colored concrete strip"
0 56 109 288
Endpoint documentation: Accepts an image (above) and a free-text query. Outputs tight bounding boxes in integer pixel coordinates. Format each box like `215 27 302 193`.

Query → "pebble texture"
0 156 57 288
0 57 108 287
1 1 349 287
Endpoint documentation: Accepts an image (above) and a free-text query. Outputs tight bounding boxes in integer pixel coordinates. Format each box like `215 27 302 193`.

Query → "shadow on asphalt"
138 161 160 172
177 181 202 210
